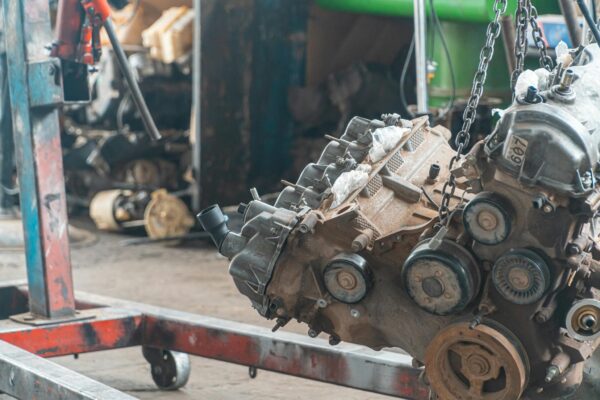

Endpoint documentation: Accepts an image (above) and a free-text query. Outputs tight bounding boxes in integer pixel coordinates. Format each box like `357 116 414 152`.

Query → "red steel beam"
142 315 429 399
3 287 428 399
0 308 142 357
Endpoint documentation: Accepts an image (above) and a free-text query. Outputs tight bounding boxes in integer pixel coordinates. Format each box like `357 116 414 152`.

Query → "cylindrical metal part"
191 0 202 213
103 18 162 141
428 164 441 181
501 15 517 75
413 0 428 114
578 0 600 46
352 229 374 252
559 0 583 48
560 69 575 91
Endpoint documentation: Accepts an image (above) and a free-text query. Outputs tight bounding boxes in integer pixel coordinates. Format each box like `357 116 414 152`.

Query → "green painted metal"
315 0 559 23
429 21 511 106
316 0 561 106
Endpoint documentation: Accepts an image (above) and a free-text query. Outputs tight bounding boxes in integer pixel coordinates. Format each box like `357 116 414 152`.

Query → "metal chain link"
528 1 554 71
438 0 508 221
511 0 529 91
511 0 554 92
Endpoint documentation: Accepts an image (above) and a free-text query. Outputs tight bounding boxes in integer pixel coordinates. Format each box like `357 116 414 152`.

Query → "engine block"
200 44 600 399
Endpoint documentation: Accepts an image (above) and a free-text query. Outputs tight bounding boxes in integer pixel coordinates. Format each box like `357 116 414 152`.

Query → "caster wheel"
142 347 191 390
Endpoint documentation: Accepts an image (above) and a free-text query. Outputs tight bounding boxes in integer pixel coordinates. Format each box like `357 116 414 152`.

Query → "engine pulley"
402 240 480 315
463 192 513 245
424 321 529 400
323 253 373 304
492 249 550 305
566 299 600 342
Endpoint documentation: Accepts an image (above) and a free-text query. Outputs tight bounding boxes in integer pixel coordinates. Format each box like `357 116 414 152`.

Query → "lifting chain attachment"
528 2 554 71
511 0 554 91
437 0 508 222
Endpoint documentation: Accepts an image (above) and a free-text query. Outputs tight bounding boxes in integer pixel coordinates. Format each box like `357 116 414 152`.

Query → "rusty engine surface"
200 44 600 399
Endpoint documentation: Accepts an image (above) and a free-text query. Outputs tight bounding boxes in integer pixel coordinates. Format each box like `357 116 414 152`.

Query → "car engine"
199 43 600 399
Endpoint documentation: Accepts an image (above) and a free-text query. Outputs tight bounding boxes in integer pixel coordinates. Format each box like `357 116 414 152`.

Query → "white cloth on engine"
330 164 372 209
535 68 551 91
515 69 539 98
555 41 573 67
368 126 411 163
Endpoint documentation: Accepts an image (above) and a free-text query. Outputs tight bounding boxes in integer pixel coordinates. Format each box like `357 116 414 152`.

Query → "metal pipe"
501 16 517 75
103 19 162 141
191 0 202 213
413 0 428 114
577 0 600 47
559 0 583 47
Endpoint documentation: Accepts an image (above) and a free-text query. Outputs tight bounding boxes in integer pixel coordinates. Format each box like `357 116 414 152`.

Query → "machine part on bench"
144 189 195 239
90 189 150 231
90 189 193 239
201 45 600 399
142 347 191 391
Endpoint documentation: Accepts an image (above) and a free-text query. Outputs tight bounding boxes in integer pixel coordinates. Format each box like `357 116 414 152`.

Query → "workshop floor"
0 220 391 400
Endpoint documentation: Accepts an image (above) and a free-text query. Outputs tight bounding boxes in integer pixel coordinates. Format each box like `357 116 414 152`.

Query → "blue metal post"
1 0 75 318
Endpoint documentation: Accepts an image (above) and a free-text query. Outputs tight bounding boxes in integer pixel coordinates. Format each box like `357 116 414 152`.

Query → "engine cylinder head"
463 192 513 245
566 299 600 342
402 240 480 315
492 249 551 305
323 253 373 304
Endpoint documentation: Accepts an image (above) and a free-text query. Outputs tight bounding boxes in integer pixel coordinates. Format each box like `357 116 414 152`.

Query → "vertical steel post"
1 0 75 318
559 0 583 48
191 0 202 213
413 0 429 114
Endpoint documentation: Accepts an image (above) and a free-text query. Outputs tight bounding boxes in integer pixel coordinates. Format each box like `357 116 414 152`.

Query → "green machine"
315 0 561 107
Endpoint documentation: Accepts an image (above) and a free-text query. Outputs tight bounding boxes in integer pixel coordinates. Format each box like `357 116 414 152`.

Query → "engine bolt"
350 309 361 318
545 365 560 383
308 329 319 338
428 164 441 181
560 69 575 91
542 204 554 214
477 210 498 231
524 85 542 104
567 243 581 256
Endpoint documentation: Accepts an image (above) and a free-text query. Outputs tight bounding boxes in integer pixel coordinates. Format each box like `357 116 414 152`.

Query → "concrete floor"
0 221 392 400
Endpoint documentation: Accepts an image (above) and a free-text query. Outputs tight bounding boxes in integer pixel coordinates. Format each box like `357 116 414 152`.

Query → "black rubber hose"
577 0 600 47
197 205 230 250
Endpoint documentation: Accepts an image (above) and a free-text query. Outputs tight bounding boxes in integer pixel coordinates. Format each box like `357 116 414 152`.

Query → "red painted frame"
0 283 428 399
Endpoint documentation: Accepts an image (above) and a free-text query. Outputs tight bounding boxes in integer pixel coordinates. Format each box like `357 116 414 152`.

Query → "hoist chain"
511 0 554 91
511 0 530 91
437 0 508 222
528 1 554 71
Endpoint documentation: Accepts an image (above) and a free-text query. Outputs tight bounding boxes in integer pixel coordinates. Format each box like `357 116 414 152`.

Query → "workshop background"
1 0 600 399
